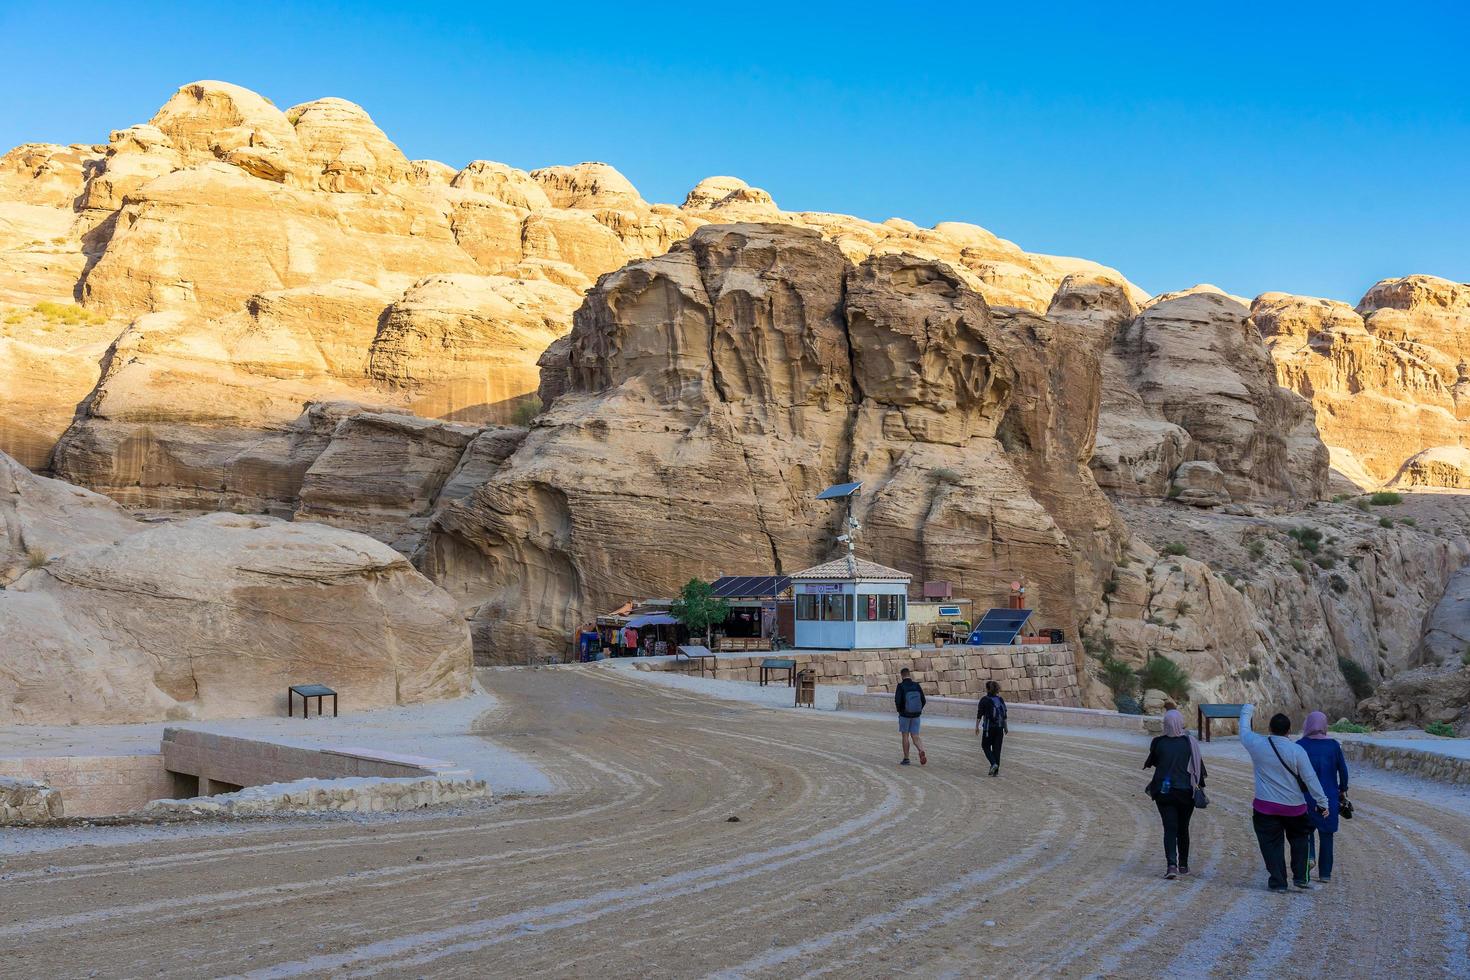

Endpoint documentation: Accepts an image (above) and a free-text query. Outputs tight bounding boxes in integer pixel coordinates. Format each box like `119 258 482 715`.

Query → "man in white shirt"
1239 703 1330 892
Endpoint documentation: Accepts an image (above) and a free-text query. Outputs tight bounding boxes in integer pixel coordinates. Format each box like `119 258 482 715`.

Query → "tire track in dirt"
2 667 1467 979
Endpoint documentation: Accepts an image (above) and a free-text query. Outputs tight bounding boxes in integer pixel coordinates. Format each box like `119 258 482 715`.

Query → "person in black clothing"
894 668 927 766
974 680 1008 776
1143 708 1207 879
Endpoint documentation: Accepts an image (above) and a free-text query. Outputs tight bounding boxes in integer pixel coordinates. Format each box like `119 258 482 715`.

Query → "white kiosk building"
791 556 911 650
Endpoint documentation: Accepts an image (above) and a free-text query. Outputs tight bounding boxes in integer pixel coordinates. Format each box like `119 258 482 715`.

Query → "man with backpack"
894 667 927 766
975 680 1008 776
1239 703 1330 892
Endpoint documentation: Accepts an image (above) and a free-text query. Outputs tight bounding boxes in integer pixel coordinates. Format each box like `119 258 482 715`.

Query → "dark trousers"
981 727 1004 767
1309 830 1335 879
1252 809 1312 889
1154 790 1195 868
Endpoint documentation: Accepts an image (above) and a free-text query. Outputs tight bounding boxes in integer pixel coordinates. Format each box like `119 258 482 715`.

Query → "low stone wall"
1340 739 1470 786
0 776 64 824
0 754 173 817
162 729 469 794
836 691 1147 732
636 643 1080 705
142 775 489 818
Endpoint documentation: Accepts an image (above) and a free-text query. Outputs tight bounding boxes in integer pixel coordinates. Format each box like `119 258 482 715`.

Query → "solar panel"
711 575 791 598
817 481 863 500
968 608 1032 645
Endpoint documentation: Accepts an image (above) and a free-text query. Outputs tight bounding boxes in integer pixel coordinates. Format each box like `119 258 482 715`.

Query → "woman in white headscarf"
1143 709 1208 879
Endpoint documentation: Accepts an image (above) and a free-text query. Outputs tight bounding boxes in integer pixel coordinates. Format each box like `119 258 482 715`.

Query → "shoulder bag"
1268 736 1314 805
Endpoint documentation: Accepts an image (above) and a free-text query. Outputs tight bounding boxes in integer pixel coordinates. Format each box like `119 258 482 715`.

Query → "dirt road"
4 667 1468 977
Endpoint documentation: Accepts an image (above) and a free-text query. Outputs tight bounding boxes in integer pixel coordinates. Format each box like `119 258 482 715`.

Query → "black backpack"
903 685 924 715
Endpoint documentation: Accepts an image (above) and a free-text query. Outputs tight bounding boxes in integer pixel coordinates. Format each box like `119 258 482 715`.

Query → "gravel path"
3 666 1467 977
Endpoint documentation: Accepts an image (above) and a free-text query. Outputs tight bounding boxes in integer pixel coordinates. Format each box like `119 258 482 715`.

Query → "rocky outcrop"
1258 276 1470 489
1168 460 1230 508
0 451 471 724
1088 498 1470 719
1 80 1144 507
424 223 1120 663
1 452 139 586
1105 287 1327 503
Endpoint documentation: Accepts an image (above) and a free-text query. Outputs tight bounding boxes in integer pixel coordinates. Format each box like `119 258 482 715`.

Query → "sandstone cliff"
423 224 1120 662
1257 275 1470 490
0 451 471 724
0 79 1141 507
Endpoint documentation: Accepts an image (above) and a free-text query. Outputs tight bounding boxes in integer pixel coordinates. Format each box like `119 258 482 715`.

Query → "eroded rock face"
1258 276 1470 489
1 79 1144 506
1088 499 1470 719
1109 287 1327 503
0 452 472 724
425 223 1119 663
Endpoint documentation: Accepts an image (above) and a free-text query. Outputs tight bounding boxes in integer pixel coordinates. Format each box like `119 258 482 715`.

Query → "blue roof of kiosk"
790 556 911 581
710 575 791 598
968 608 1033 645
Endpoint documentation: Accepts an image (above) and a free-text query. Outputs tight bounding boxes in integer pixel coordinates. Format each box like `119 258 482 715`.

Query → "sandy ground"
3 666 1468 978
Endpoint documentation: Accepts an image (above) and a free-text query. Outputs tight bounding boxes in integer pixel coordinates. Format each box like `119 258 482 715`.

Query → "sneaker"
1165 866 1179 880
919 750 928 766
1318 875 1331 883
1293 881 1316 891
1269 885 1290 894
989 764 999 777
1178 866 1190 876
900 758 911 766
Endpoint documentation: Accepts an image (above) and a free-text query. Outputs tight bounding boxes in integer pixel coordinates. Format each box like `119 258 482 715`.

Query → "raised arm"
1238 703 1262 749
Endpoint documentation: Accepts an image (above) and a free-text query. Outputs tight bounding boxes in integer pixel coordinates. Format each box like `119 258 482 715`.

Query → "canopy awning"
625 613 679 628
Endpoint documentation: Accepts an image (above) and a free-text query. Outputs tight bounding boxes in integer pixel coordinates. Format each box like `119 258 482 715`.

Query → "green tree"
671 578 730 648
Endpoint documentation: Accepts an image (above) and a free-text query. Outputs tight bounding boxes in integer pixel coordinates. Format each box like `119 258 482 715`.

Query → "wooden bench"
676 645 718 676
289 683 337 718
1197 702 1248 742
760 657 797 688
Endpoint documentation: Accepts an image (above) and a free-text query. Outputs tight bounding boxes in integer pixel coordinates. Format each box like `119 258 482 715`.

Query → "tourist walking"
894 667 927 766
1143 708 1207 879
1298 710 1350 882
1239 704 1329 892
975 680 1008 776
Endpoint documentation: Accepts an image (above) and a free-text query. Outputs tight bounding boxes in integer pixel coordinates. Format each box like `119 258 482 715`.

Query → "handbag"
1193 785 1209 809
1339 794 1354 820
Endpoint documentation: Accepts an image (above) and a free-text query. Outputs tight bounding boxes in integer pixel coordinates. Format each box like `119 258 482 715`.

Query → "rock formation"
4 77 1469 729
1085 284 1326 504
424 224 1119 662
0 79 1142 507
1257 275 1470 489
0 451 471 724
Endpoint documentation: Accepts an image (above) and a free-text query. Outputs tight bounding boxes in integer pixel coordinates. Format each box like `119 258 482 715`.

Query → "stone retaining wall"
162 728 469 794
0 754 174 817
0 776 64 824
142 775 489 818
636 644 1080 705
1340 739 1470 786
836 692 1147 732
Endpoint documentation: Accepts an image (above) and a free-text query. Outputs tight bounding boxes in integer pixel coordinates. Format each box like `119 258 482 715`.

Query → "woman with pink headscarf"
1297 710 1350 882
1143 709 1207 879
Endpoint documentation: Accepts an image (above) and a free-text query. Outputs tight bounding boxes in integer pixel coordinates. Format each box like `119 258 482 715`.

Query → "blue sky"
3 2 1465 302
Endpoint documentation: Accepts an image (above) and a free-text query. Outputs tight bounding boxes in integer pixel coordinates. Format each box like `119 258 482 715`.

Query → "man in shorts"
894 667 928 766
